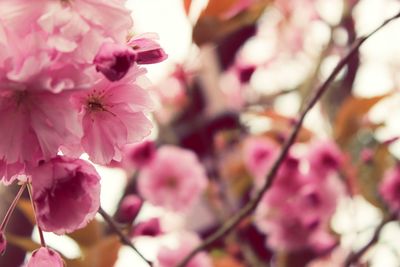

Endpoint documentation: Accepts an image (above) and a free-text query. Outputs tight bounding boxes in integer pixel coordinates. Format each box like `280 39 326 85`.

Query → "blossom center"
164 177 178 189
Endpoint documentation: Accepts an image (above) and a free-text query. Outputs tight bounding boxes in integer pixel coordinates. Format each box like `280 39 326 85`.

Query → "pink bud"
0 231 6 255
27 247 64 267
131 218 162 237
128 34 167 65
118 194 143 223
94 42 136 81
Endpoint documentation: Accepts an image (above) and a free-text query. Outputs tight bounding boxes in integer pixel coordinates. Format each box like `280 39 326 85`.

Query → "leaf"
356 144 394 208
184 0 192 14
212 255 246 267
17 199 36 225
334 95 387 146
6 233 41 252
193 0 271 44
85 235 121 267
66 235 121 267
67 219 102 248
255 109 313 143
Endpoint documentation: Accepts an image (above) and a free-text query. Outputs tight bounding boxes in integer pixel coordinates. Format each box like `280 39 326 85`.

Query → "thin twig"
98 207 152 266
175 10 400 267
344 215 396 267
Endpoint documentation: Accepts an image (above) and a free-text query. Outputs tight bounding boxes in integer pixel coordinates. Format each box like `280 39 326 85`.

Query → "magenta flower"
94 42 136 82
30 156 100 235
128 33 168 65
380 165 400 213
118 194 143 223
156 233 212 267
27 247 64 267
73 69 154 164
138 146 208 212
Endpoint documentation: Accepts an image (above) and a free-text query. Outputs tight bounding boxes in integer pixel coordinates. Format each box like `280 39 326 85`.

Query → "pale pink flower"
156 233 212 267
128 33 168 65
380 165 400 213
94 42 136 81
242 137 278 187
27 247 64 267
72 68 154 164
0 89 80 176
138 146 208 212
118 194 143 223
30 156 100 235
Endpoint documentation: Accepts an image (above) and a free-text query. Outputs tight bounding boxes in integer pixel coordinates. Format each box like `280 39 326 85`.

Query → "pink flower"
0 231 6 255
138 146 208 212
128 33 168 65
72 68 154 164
380 165 400 213
118 194 143 223
242 137 278 187
27 247 64 267
94 42 136 82
131 218 162 237
0 89 80 177
156 233 212 267
307 141 343 178
30 156 100 235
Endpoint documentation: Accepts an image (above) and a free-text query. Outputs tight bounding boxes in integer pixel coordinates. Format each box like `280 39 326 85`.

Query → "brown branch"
98 207 152 266
344 215 396 267
175 10 400 267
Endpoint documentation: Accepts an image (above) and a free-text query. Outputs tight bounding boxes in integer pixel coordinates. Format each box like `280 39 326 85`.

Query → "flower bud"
118 194 142 223
94 42 136 81
27 247 64 267
128 34 167 65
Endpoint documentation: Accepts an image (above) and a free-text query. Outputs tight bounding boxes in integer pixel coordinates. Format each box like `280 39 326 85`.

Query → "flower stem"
0 183 27 232
27 184 46 247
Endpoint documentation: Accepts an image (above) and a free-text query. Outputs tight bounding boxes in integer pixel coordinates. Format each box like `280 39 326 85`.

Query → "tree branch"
344 215 396 267
175 10 400 267
98 207 152 266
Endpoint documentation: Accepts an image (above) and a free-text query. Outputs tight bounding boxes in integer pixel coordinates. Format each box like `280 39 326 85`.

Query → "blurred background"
3 0 400 266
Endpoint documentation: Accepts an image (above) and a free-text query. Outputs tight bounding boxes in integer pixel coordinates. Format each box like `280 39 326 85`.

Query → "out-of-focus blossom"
118 194 143 223
380 165 400 213
123 140 157 169
73 69 154 164
307 141 344 178
94 42 136 82
242 137 278 187
131 218 162 237
128 33 168 65
27 247 64 267
254 142 343 252
30 156 100 235
138 146 208 212
156 233 212 267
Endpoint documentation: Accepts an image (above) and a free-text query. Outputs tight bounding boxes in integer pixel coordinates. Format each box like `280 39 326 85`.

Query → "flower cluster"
249 140 344 252
0 0 165 264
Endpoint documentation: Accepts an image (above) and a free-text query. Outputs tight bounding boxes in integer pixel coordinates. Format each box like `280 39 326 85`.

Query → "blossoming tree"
1 0 400 267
